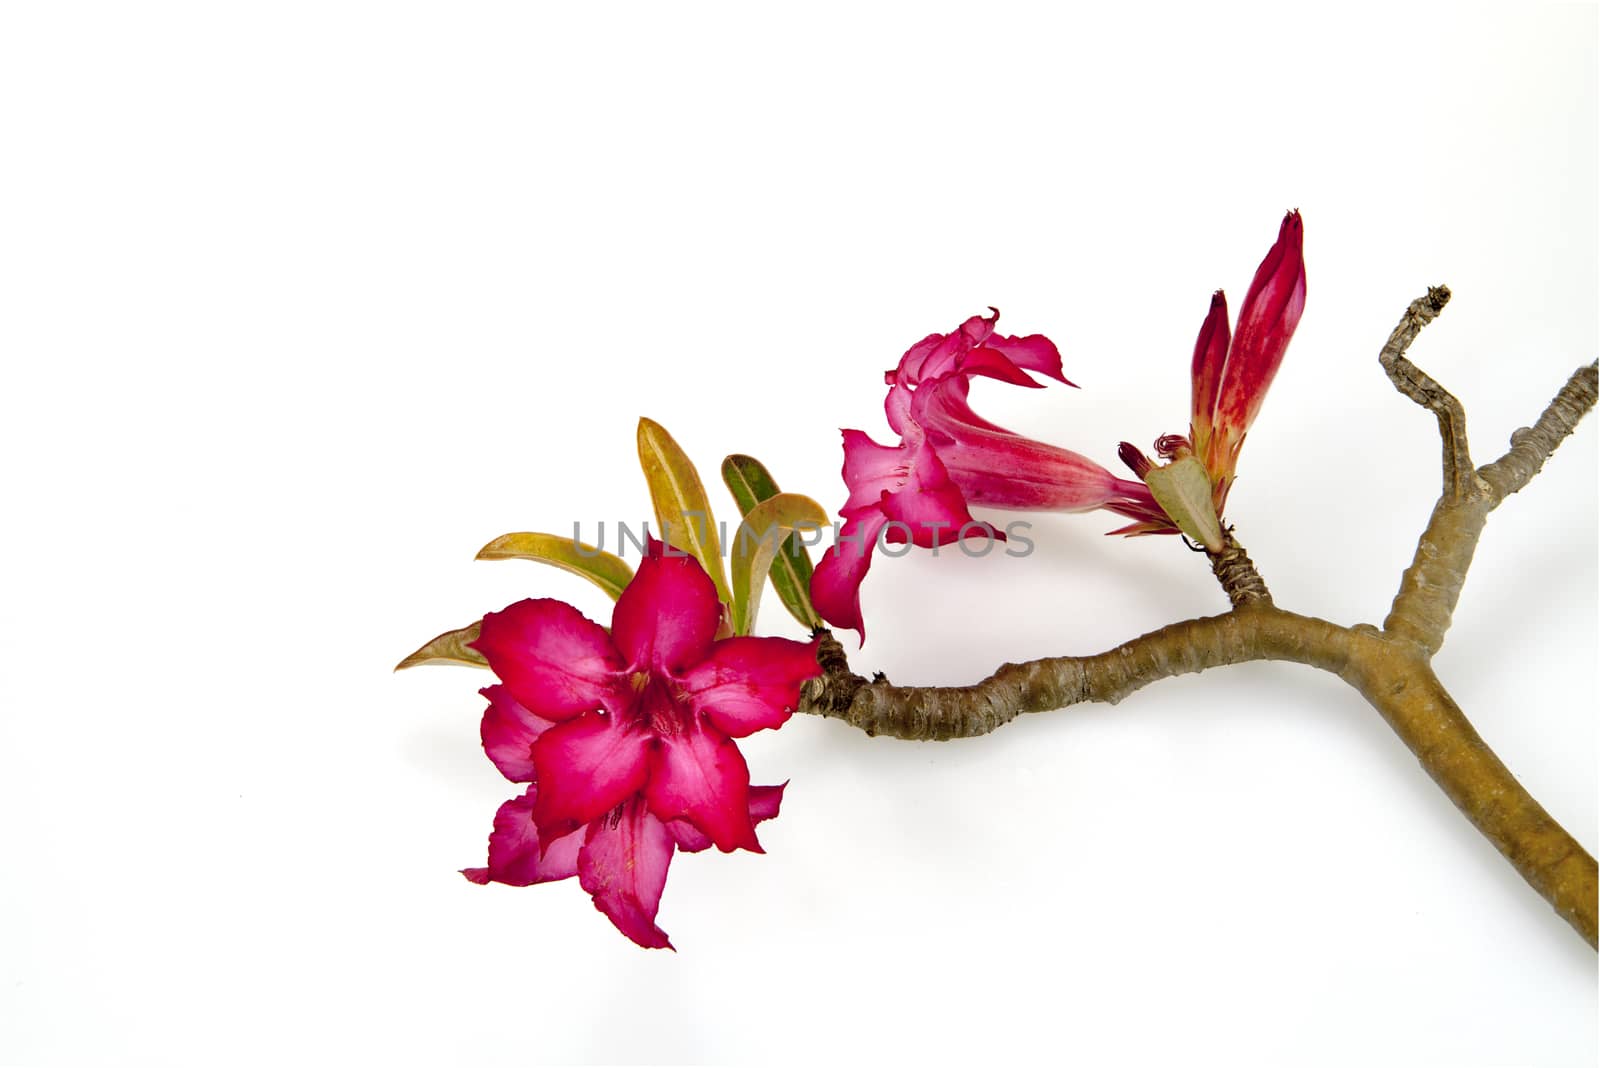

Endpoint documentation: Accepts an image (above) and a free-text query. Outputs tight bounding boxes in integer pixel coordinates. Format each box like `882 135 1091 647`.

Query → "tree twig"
1378 285 1477 501
1478 361 1600 506
800 607 1345 740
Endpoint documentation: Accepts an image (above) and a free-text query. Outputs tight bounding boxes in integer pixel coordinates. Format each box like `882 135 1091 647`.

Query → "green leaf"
636 417 733 609
1143 456 1225 552
475 532 634 601
721 454 822 630
727 492 829 635
394 621 487 671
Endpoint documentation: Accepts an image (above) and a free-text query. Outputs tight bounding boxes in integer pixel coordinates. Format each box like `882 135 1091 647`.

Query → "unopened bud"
1117 441 1154 479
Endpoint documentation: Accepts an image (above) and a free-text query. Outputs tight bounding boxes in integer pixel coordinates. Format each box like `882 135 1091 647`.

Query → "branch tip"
1379 287 1475 500
1478 361 1599 505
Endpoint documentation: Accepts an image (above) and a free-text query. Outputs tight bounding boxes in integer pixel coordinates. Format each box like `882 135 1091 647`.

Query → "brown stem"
1344 642 1599 946
801 608 1348 739
1376 287 1492 654
801 610 1598 944
1379 305 1597 656
1382 495 1491 657
1479 361 1600 506
1207 532 1272 608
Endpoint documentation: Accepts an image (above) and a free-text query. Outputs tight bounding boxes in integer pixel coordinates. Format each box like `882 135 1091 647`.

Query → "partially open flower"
811 311 1163 640
463 540 820 948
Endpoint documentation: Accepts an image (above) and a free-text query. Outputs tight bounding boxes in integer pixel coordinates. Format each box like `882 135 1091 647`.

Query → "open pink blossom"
1118 211 1306 537
811 310 1163 639
462 541 820 948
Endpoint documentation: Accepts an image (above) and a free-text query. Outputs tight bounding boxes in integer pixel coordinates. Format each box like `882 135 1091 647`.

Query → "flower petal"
955 345 1045 388
681 636 820 738
610 539 722 674
479 684 559 783
838 428 911 513
645 719 758 853
530 711 653 840
471 599 624 721
893 321 978 387
876 440 991 548
891 310 1069 390
461 787 584 886
981 330 1073 385
747 782 786 824
578 799 676 950
669 782 787 853
809 508 887 641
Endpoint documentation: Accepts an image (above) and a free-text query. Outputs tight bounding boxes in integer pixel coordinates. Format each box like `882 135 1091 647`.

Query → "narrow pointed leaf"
476 532 634 601
728 492 829 635
721 454 822 630
1143 456 1225 553
394 621 488 671
636 417 733 609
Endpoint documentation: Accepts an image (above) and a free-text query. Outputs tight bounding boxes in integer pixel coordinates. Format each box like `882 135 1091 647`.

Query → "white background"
2 4 1595 1065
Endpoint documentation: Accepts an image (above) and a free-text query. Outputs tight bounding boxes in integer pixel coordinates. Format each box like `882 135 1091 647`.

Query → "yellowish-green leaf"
728 492 829 635
637 417 733 608
475 532 634 601
1143 456 1225 552
721 454 822 630
394 621 486 671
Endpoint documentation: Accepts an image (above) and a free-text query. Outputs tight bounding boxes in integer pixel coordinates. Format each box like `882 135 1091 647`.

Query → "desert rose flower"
811 310 1163 639
463 540 819 948
1118 211 1307 543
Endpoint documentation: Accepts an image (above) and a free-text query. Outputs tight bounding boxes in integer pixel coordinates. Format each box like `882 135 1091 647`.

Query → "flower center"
630 671 691 736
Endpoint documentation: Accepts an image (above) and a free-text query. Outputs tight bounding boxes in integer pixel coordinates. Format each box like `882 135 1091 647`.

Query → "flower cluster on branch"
399 212 1598 952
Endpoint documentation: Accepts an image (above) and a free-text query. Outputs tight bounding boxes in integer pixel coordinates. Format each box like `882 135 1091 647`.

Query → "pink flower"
1119 211 1307 534
811 310 1162 639
463 540 820 949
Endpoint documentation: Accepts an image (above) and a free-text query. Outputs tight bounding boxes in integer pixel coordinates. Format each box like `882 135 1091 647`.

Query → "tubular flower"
1118 211 1307 541
811 310 1163 639
463 540 820 949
